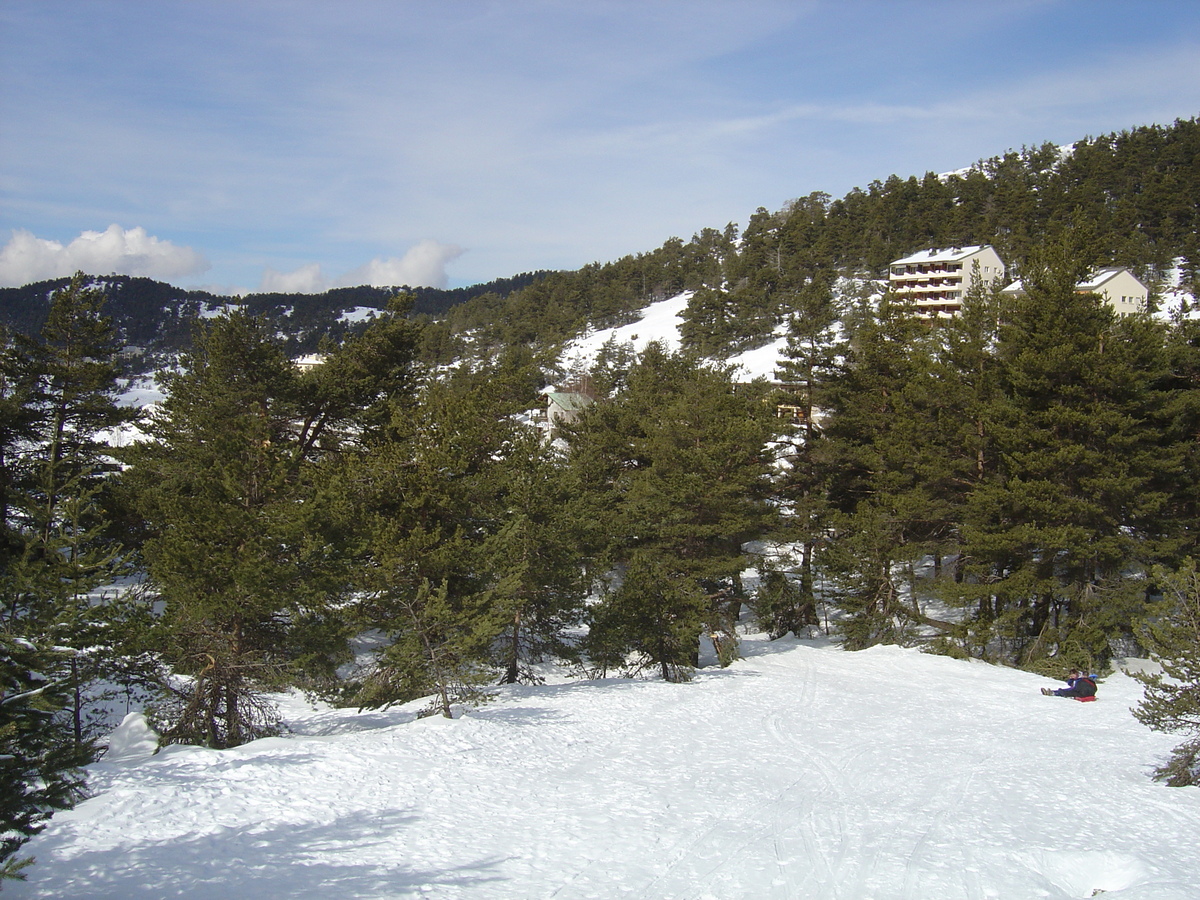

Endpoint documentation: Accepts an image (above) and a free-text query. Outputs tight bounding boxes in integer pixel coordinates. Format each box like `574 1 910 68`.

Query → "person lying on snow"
1041 668 1097 700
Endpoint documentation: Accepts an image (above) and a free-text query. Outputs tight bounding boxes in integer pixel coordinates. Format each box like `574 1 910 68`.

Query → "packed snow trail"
10 636 1200 899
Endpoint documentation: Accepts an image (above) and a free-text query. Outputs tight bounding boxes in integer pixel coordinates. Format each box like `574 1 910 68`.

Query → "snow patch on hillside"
561 292 691 369
339 306 379 324
559 292 788 382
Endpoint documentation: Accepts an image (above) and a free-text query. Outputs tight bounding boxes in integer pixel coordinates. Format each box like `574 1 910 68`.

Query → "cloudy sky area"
2 0 1198 294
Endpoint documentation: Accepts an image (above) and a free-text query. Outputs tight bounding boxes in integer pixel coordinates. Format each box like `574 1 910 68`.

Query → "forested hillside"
429 117 1199 362
5 118 1200 880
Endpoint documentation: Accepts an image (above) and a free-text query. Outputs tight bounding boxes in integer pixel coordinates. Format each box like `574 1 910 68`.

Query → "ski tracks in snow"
685 643 1000 900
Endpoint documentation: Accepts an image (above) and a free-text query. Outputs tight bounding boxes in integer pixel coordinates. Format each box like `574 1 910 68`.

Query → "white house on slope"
888 245 1006 317
545 391 592 437
1000 267 1149 316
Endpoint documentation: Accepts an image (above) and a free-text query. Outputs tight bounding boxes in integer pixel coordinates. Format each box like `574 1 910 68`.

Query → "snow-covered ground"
11 634 1200 900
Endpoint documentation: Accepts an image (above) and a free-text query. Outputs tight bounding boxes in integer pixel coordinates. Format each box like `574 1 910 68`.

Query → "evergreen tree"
356 577 500 719
752 560 814 641
0 276 141 881
1 274 145 764
125 308 416 746
350 373 515 713
1155 315 1200 563
568 344 776 678
959 239 1172 667
0 326 39 599
591 551 711 682
485 428 587 684
769 274 843 635
818 290 956 648
1133 561 1200 786
927 273 1009 655
0 634 91 881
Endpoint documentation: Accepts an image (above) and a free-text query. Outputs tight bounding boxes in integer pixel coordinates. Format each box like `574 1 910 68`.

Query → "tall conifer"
960 240 1171 666
568 344 775 678
126 308 417 746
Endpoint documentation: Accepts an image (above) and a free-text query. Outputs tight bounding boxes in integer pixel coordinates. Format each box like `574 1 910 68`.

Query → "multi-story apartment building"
888 245 1006 317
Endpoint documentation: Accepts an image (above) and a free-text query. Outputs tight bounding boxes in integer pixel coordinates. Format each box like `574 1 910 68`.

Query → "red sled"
1076 695 1097 702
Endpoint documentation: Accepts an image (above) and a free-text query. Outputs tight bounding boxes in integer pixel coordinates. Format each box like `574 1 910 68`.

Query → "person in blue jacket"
1041 668 1097 698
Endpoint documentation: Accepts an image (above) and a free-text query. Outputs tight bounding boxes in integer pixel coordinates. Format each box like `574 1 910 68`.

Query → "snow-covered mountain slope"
11 635 1200 900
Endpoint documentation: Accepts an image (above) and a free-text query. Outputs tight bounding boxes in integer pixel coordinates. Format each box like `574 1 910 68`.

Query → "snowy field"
10 634 1200 900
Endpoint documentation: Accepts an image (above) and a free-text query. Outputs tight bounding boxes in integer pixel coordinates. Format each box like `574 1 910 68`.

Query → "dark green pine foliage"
1155 315 1200 563
0 276 139 882
8 275 142 743
0 634 92 882
1 275 144 764
679 286 741 357
1133 562 1200 786
927 276 1010 654
716 208 789 349
752 560 814 642
588 551 711 682
819 289 964 649
126 308 416 747
764 274 843 637
568 343 776 679
960 241 1173 668
0 326 40 595
129 312 320 746
1 274 137 622
350 373 519 716
485 427 587 685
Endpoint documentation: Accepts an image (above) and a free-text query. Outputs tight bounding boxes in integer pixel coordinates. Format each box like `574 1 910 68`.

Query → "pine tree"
1 274 141 750
960 238 1172 667
485 428 586 684
1156 316 1200 562
1133 562 1200 786
769 274 843 635
592 551 711 682
356 577 501 718
124 308 415 746
818 291 955 648
568 344 776 678
752 560 814 641
349 373 514 713
0 276 142 881
1 634 91 881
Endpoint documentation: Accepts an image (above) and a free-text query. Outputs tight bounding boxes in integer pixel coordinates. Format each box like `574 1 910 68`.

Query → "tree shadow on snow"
17 808 509 900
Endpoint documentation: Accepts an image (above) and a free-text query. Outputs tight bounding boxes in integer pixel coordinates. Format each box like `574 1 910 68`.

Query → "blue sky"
2 0 1198 294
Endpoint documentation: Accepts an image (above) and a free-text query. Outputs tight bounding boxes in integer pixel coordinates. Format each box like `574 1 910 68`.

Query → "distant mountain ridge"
0 270 550 365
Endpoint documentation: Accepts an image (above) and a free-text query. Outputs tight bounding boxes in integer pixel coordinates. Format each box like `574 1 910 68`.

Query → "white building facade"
1000 267 1149 316
1077 268 1149 315
888 245 1006 317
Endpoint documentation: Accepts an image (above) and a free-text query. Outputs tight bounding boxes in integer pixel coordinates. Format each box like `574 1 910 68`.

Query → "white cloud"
0 225 209 288
341 240 464 289
260 240 465 294
259 263 329 294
